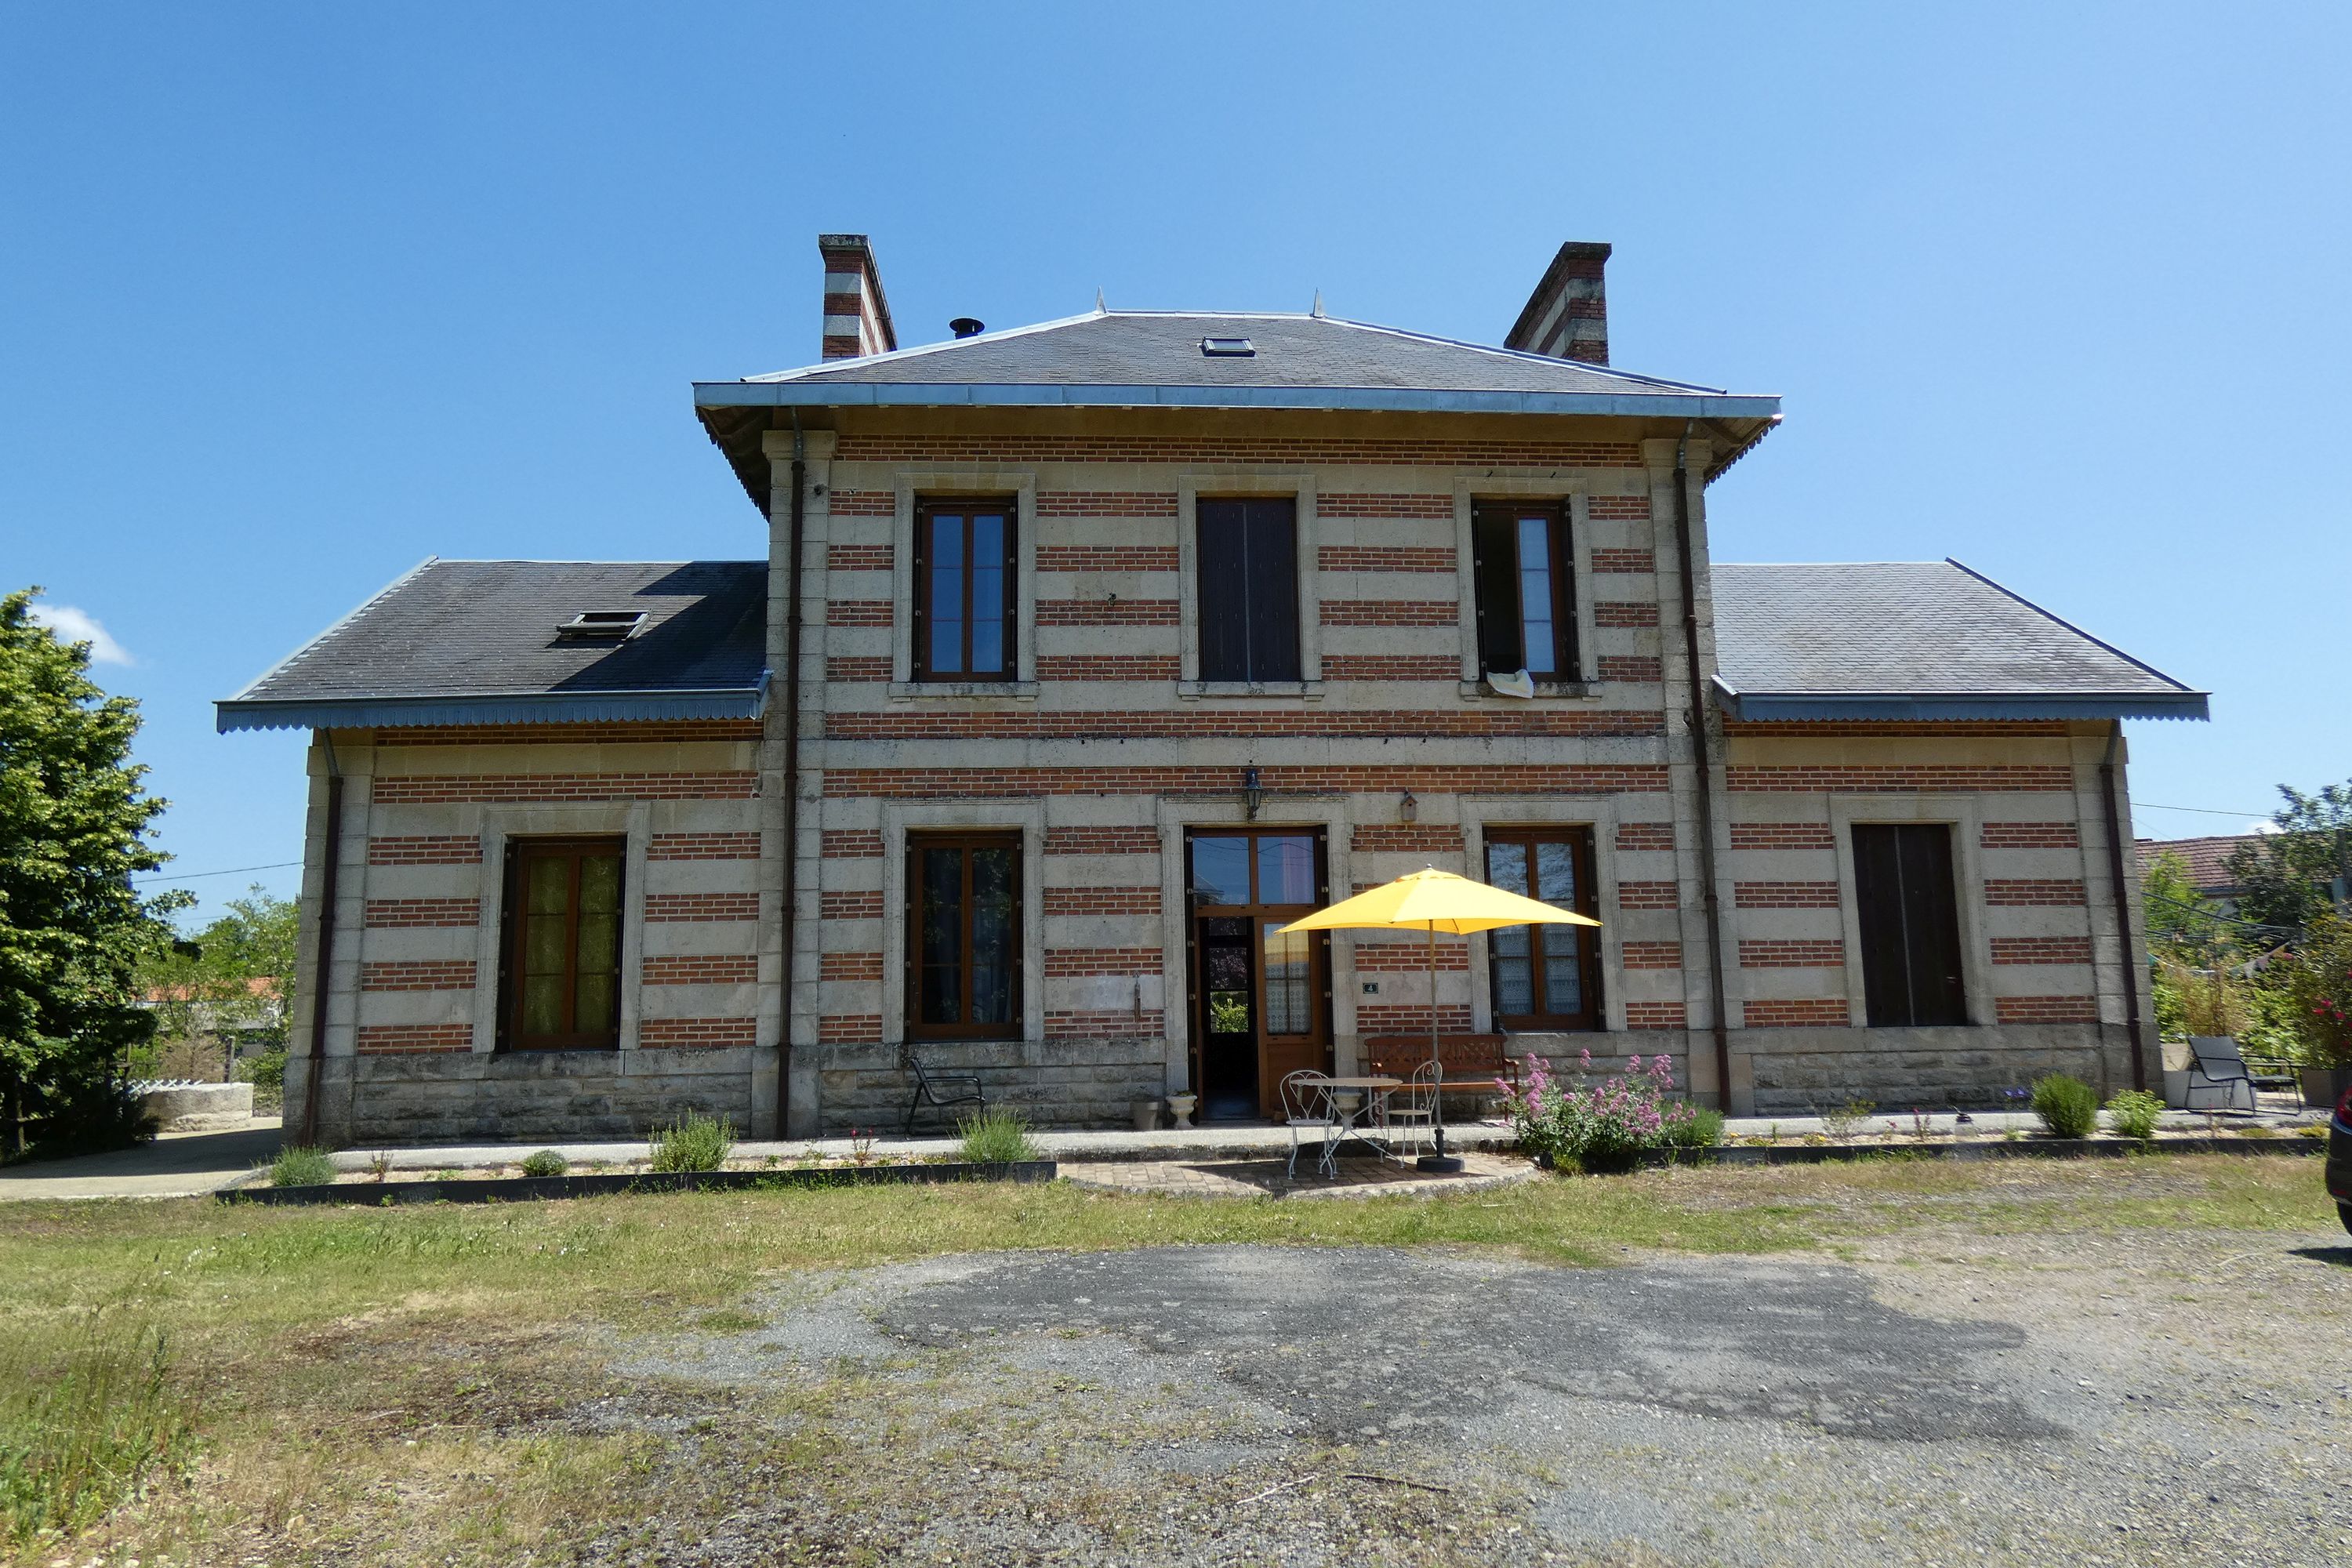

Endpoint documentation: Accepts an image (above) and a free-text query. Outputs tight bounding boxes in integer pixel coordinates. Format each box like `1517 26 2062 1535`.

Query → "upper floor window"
1483 826 1600 1030
1196 497 1301 683
1472 502 1576 678
1852 823 1967 1027
914 498 1015 681
500 837 625 1051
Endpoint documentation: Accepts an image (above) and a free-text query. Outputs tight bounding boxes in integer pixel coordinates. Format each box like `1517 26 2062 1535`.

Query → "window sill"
887 681 1041 702
1177 680 1326 701
1457 678 1603 701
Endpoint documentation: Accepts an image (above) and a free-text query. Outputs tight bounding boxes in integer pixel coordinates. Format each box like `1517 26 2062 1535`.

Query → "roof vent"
556 611 646 642
950 317 985 339
1200 336 1255 357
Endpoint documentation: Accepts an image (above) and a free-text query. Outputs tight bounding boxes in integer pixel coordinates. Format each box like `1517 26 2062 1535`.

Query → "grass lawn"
0 1154 2333 1566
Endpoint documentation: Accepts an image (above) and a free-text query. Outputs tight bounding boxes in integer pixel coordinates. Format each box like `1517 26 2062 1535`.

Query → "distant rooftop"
1711 561 2209 722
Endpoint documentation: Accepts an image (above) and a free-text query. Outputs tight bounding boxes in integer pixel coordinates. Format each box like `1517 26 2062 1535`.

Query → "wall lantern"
1243 765 1263 821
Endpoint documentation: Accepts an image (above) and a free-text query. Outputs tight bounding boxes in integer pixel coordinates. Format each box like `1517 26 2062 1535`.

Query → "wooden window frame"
497 836 626 1051
1851 822 1969 1028
1195 496 1303 684
912 497 1018 681
905 830 1025 1040
1482 826 1602 1031
1472 501 1577 678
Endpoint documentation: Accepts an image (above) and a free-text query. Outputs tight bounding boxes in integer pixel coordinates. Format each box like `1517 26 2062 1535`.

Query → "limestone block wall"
290 723 777 1146
770 411 1704 1133
1717 720 2158 1112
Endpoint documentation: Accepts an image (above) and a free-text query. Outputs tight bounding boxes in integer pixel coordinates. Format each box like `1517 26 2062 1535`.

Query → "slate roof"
1710 560 2209 720
696 310 1780 419
216 559 768 731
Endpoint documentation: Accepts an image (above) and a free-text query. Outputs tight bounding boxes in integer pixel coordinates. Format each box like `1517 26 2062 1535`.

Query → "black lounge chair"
2186 1036 2258 1113
902 1052 985 1134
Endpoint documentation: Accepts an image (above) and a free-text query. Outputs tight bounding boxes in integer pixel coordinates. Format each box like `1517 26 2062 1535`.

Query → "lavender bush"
1496 1050 1715 1171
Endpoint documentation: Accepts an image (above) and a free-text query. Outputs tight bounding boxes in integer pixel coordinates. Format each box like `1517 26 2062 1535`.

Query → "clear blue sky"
5 2 2345 921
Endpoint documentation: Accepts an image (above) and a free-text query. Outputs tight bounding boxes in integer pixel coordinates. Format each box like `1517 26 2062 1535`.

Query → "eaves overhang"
1711 677 2210 724
691 379 1783 423
215 673 770 735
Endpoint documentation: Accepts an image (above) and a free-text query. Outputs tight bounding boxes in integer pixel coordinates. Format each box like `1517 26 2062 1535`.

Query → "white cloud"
28 602 133 666
2248 820 2280 836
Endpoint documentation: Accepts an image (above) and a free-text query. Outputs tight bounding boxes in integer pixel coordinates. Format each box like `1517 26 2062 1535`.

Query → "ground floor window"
1852 822 1968 1027
1483 826 1600 1029
500 837 625 1050
907 833 1022 1038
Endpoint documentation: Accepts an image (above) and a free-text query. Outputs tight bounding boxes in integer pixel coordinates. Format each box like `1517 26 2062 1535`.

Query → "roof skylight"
1200 336 1255 357
557 611 647 642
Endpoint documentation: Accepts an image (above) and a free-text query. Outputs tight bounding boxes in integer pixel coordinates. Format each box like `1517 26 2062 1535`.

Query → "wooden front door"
1186 829 1330 1120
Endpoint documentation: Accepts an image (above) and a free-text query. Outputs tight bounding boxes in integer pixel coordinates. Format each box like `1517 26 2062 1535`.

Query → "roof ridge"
224 554 440 703
1941 557 2198 696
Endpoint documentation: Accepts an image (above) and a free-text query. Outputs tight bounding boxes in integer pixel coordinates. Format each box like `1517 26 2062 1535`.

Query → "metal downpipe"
2100 722 2150 1092
302 733 343 1146
776 419 808 1134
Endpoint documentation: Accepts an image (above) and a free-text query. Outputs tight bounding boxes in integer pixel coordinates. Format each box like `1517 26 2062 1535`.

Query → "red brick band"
363 897 478 928
1729 766 2074 793
1982 822 2082 848
372 774 755 803
1317 546 1455 573
1044 826 1162 855
1984 879 2088 906
1621 940 1683 970
355 1023 471 1054
825 764 1671 799
1043 886 1161 916
1991 936 2094 964
1044 947 1163 976
1730 823 1837 850
1994 995 2098 1023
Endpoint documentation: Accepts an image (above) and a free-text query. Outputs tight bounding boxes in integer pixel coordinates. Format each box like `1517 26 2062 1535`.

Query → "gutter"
1711 680 2211 724
216 677 771 734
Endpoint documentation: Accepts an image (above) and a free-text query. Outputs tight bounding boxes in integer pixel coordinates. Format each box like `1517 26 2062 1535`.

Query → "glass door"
1187 829 1328 1119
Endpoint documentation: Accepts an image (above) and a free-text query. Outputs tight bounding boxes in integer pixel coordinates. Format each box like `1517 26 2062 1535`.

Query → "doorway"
1185 829 1329 1120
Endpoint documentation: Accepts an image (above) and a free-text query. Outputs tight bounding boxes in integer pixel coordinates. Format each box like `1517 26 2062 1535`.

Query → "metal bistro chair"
1377 1058 1439 1160
1280 1069 1341 1178
902 1051 986 1135
2186 1036 2259 1114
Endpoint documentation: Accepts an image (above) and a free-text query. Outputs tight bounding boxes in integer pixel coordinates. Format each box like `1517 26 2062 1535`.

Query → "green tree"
0 587 184 1156
2227 782 2352 931
138 885 297 1077
2142 849 2218 961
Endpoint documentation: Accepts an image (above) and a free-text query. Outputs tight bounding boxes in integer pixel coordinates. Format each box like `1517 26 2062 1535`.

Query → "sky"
4 2 2346 923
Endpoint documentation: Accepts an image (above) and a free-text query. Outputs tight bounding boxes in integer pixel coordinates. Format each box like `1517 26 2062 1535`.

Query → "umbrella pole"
1417 919 1463 1173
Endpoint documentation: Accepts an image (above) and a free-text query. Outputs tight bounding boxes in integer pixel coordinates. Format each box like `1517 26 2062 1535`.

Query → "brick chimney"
818 234 898 360
1504 241 1610 365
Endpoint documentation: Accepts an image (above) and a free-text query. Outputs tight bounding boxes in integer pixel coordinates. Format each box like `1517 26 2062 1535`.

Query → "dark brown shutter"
1243 499 1301 682
1472 508 1523 673
1854 823 1967 1027
1197 499 1249 680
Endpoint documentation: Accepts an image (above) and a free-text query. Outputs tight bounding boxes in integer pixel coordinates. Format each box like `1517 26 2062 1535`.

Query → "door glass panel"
927 514 964 674
1191 837 1250 906
1534 839 1577 906
1486 840 1529 896
1203 931 1251 1034
1516 515 1556 674
1255 836 1316 905
1261 922 1311 1036
970 512 1005 676
919 846 964 1023
1542 952 1582 1014
969 844 1016 1025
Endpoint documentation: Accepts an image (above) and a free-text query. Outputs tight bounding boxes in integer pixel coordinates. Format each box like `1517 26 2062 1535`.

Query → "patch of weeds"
269 1145 337 1189
691 1308 767 1334
2236 1123 2276 1139
1817 1099 1876 1141
521 1149 569 1178
648 1112 735 1173
0 1298 193 1546
365 1151 394 1182
2296 1123 2328 1140
1664 1107 1726 1150
956 1107 1044 1164
2031 1074 2099 1139
2104 1090 2164 1145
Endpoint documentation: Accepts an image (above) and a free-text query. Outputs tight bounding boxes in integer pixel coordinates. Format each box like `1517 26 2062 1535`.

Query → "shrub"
1497 1051 1711 1171
2030 1074 2100 1139
1664 1106 1725 1150
956 1106 1041 1164
647 1111 734 1173
267 1145 336 1188
1817 1098 1876 1141
2105 1089 2164 1144
519 1149 568 1178
2281 914 2352 1068
0 1304 191 1544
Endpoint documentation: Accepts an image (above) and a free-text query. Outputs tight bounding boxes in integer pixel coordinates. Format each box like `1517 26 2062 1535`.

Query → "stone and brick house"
220 235 2208 1145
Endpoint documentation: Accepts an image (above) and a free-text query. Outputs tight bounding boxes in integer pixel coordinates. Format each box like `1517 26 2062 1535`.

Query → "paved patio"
0 1116 283 1201
1061 1148 1530 1199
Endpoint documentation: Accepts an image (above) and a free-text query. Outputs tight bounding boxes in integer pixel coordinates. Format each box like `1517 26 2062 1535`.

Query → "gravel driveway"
617 1219 2352 1566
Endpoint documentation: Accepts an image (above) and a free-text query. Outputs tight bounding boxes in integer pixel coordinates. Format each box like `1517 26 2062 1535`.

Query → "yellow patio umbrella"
1279 867 1602 1171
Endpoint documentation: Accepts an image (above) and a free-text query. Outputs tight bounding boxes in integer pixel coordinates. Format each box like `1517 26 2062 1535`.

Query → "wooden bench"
1362 1034 1524 1094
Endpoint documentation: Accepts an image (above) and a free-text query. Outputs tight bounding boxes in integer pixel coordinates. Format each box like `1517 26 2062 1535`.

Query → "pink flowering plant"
1496 1049 1719 1170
